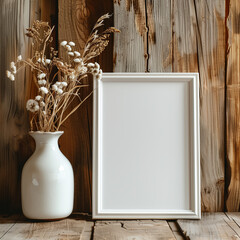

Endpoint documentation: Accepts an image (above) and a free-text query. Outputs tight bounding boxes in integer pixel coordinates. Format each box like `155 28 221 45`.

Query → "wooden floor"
0 213 240 239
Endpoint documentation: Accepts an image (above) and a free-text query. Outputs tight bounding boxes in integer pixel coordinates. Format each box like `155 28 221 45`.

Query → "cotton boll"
26 99 39 112
6 70 11 78
45 59 51 64
68 52 74 56
9 74 15 81
11 66 17 74
60 41 67 46
73 58 81 63
17 55 22 62
10 62 15 68
38 73 46 79
65 45 72 51
35 95 42 101
74 51 81 57
61 82 68 87
39 87 48 94
57 88 63 94
87 63 95 68
52 84 58 91
68 41 75 46
38 80 47 85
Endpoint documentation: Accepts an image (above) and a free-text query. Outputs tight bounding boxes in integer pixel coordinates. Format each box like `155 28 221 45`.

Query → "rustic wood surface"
113 0 146 72
113 0 226 212
226 0 240 212
168 221 185 240
0 0 240 214
226 212 240 236
177 212 240 239
93 220 175 239
0 215 93 240
1 213 240 239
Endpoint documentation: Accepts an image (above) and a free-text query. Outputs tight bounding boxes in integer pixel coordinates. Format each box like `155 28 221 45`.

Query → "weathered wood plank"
225 213 240 236
58 0 112 213
226 0 240 212
172 0 198 72
0 215 21 238
193 0 226 212
93 220 175 240
168 221 185 240
177 212 240 239
1 219 92 240
113 0 147 72
148 0 172 72
173 0 226 211
0 0 41 214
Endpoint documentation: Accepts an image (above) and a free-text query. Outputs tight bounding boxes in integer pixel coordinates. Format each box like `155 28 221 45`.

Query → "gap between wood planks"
1 213 240 239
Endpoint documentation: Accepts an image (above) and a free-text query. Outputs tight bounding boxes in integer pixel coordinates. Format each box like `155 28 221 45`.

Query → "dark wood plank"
93 220 175 240
226 0 240 212
177 212 240 239
0 0 41 214
58 0 113 214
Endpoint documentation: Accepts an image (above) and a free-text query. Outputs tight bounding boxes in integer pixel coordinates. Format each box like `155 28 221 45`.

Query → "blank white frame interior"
93 73 200 219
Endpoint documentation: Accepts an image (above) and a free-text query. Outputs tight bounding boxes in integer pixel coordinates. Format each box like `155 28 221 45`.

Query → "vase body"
21 131 74 220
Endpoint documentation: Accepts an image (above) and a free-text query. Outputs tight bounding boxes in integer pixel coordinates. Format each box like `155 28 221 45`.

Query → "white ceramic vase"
21 131 74 220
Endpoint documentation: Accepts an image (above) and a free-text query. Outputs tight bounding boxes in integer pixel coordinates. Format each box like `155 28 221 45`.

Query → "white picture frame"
93 73 200 219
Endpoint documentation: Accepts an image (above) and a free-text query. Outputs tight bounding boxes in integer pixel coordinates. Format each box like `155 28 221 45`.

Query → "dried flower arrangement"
6 13 119 132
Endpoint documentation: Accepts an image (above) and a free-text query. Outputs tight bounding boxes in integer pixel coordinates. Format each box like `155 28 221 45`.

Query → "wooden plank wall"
0 0 240 213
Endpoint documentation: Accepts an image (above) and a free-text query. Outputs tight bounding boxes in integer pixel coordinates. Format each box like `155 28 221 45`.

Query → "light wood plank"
173 0 226 211
226 0 240 211
93 220 175 240
113 0 147 72
168 221 185 240
148 0 172 72
226 213 240 236
194 0 226 212
1 219 92 240
0 215 18 239
177 212 240 239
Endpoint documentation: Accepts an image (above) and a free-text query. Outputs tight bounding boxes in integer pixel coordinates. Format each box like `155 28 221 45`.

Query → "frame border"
93 73 200 219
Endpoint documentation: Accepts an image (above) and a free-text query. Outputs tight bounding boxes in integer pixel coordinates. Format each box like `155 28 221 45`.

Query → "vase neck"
30 132 63 151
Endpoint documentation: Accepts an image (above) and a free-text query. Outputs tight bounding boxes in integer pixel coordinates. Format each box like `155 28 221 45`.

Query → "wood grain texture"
113 0 147 71
177 212 240 239
168 221 185 240
226 0 240 212
1 0 240 214
93 220 175 240
172 0 226 211
148 0 172 72
226 212 240 236
114 0 226 212
0 0 41 214
195 0 226 212
58 0 113 213
1 218 93 240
